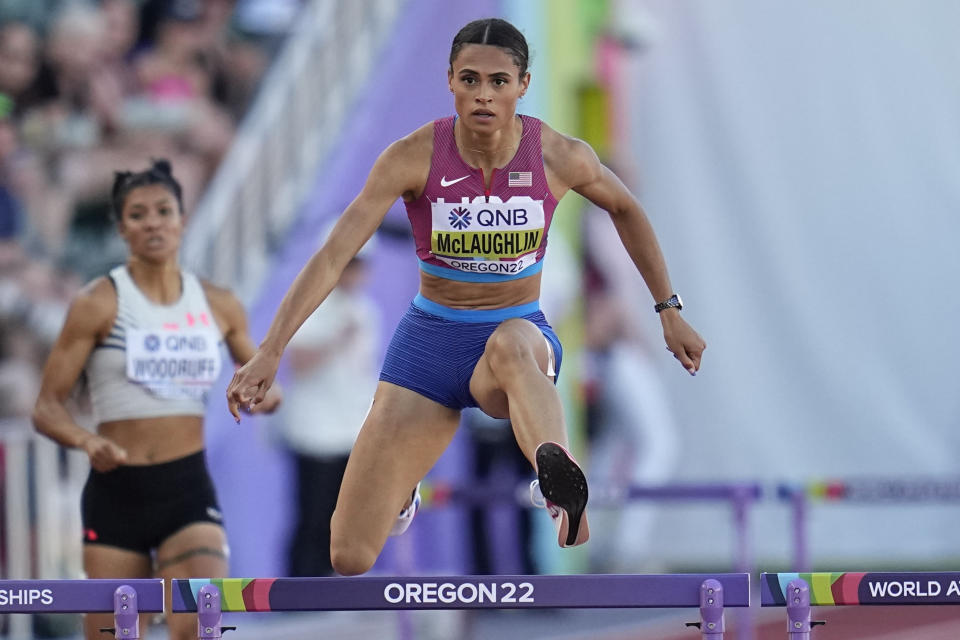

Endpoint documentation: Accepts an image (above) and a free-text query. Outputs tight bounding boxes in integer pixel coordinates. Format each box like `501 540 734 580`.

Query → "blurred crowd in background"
0 0 301 422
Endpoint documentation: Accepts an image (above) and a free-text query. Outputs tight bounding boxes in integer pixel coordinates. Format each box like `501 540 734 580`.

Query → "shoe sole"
535 442 588 547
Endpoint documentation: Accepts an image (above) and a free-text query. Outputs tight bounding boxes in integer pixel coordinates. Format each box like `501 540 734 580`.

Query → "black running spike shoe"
533 442 590 547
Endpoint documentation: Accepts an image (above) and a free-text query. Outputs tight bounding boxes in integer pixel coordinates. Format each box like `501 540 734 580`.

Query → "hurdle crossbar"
0 579 163 640
175 574 748 640
0 579 164 614
421 480 763 508
173 573 750 611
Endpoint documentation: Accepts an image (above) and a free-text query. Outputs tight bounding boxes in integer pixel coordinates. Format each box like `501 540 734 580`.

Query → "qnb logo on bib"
126 328 222 400
144 334 161 351
431 196 546 273
448 207 471 230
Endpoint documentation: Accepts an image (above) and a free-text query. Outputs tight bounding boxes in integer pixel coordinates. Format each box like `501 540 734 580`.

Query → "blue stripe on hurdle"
0 579 164 613
172 574 750 612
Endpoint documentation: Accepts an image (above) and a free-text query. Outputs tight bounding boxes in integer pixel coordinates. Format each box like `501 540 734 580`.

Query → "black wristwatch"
654 294 683 313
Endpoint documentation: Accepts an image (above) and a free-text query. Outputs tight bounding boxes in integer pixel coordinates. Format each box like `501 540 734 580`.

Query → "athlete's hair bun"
111 170 133 194
151 158 174 176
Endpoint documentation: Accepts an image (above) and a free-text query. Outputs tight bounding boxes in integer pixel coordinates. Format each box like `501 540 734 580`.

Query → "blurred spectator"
135 0 276 122
275 240 379 577
133 0 234 167
0 23 54 261
196 0 276 119
0 313 43 419
99 0 142 104
0 93 24 246
0 19 40 116
18 3 155 267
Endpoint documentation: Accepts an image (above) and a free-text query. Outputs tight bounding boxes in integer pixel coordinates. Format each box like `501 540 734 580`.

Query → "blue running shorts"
379 294 563 410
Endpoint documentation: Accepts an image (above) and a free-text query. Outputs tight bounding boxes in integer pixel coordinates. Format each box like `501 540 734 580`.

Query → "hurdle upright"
0 579 163 639
762 571 960 639
174 573 750 639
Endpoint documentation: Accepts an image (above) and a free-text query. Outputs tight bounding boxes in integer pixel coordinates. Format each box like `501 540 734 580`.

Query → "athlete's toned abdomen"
419 270 541 309
98 416 205 464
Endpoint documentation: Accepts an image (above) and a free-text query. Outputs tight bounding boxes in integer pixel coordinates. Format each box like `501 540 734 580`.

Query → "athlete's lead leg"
470 318 589 547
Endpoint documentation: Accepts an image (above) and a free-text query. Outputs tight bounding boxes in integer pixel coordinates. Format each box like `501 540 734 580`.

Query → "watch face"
674 295 683 309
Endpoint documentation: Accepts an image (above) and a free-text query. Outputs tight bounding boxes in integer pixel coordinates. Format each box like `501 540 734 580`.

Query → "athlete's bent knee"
485 325 533 372
330 540 377 576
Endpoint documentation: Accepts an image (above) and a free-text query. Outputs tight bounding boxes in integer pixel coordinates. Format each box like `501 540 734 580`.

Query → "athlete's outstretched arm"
226 131 430 419
544 129 705 374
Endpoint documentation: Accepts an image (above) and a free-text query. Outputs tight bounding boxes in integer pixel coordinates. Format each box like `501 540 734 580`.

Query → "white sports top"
85 266 224 423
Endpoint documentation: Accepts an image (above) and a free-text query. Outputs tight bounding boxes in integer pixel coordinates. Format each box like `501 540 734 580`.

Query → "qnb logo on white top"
126 328 222 400
382 581 535 605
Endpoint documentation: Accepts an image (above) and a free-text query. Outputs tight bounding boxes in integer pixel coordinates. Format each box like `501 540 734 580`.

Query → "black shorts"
81 450 224 554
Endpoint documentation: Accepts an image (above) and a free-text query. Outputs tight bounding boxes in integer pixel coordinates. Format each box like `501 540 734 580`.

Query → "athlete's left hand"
245 384 283 415
227 348 281 422
660 311 706 375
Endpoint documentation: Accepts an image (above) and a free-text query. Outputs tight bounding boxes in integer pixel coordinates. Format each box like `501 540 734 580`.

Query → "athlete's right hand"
81 434 128 472
227 349 281 422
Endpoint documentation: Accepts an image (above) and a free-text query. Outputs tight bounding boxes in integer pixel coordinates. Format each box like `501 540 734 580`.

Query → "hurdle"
761 571 960 638
420 479 763 573
778 477 960 571
173 573 750 639
0 579 163 639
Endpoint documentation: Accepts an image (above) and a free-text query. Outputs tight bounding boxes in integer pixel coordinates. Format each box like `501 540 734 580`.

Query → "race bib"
126 329 222 400
430 195 545 274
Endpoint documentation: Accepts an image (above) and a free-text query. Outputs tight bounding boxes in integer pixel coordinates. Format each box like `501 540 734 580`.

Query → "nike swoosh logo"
440 175 470 187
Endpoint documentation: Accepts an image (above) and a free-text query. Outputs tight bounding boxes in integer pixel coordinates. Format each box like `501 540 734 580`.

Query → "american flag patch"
508 171 532 187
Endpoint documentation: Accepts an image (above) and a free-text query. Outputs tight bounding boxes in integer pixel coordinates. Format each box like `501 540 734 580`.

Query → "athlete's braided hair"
450 18 530 76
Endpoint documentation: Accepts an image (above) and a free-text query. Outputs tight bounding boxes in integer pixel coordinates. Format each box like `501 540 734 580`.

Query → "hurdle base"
684 622 724 639
682 579 725 639
99 627 152 639
197 624 237 638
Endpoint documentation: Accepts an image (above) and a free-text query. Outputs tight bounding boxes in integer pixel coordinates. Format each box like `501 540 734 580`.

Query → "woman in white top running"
33 159 281 640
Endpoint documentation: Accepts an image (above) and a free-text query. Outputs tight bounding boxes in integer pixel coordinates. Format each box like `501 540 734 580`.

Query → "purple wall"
204 0 500 578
